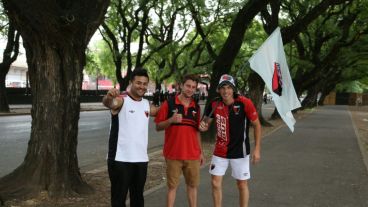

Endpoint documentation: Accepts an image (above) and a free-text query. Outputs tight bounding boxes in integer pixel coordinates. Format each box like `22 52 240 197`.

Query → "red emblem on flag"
272 62 283 96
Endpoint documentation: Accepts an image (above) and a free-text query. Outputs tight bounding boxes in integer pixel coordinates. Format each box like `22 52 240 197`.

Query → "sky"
0 30 103 68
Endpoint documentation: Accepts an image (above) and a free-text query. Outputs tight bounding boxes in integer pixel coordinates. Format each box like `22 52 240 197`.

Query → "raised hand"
107 88 120 98
170 111 182 124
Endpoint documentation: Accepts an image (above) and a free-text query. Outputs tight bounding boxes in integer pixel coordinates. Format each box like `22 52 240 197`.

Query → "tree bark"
301 87 319 108
0 0 109 200
0 72 9 112
0 22 20 113
247 72 272 126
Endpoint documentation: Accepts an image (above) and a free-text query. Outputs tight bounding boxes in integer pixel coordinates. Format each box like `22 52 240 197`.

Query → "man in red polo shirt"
155 74 204 207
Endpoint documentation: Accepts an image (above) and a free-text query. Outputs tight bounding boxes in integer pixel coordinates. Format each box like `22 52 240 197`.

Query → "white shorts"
209 155 250 180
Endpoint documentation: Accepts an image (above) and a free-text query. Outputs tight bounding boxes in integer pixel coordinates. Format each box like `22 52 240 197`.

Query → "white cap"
217 74 236 90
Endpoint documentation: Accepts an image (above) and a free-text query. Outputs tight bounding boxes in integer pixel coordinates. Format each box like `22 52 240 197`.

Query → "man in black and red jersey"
199 74 261 207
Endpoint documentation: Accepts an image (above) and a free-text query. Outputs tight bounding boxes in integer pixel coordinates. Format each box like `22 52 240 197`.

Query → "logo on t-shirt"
211 164 216 170
129 110 135 113
233 105 240 115
192 110 197 117
145 111 149 117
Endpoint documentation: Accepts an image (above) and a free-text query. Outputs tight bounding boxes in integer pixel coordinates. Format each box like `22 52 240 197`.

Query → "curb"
0 108 108 116
349 110 368 173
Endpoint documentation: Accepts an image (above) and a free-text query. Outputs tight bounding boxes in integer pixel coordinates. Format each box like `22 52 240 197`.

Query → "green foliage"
86 41 117 82
336 81 366 93
85 0 368 93
0 3 9 37
282 0 368 96
232 21 267 89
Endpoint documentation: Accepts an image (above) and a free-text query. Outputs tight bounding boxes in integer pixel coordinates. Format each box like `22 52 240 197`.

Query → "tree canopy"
1 0 367 202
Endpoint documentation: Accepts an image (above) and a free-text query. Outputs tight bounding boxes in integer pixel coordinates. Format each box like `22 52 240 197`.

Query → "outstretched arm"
251 118 261 164
102 88 124 115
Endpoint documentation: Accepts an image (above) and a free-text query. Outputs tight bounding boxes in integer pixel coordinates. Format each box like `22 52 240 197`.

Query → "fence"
324 92 367 105
5 88 153 104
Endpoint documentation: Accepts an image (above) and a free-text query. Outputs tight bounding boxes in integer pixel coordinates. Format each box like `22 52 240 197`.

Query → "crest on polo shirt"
233 105 240 115
192 110 197 117
145 111 149 117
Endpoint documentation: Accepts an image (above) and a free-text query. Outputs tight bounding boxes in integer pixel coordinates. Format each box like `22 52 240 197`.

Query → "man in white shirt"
103 68 158 207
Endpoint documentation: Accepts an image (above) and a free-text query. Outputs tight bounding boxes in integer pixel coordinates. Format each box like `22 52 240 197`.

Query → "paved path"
144 105 368 207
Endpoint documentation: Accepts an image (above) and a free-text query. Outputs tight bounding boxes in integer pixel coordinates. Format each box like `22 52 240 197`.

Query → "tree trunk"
155 78 162 91
270 108 281 120
95 75 99 94
0 0 109 200
301 87 319 108
0 37 91 200
25 71 30 95
0 70 10 112
206 0 271 108
0 21 20 113
115 58 130 91
247 72 272 126
318 93 327 106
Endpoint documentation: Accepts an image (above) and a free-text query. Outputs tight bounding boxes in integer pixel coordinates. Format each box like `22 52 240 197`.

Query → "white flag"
249 27 301 132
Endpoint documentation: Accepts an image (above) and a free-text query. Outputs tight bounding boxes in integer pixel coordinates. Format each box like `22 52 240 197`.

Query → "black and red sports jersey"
155 95 201 160
205 96 258 158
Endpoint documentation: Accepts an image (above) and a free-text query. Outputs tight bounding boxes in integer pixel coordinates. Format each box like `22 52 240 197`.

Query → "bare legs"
211 175 223 207
211 175 249 207
166 185 198 207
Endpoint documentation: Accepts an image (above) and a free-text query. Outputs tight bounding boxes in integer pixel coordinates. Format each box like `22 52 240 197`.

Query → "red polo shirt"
155 96 201 160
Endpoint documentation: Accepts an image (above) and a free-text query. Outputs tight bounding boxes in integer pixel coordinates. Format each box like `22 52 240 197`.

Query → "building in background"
6 65 28 88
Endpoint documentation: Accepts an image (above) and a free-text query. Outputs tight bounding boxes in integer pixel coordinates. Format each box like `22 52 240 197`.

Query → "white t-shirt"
112 95 150 162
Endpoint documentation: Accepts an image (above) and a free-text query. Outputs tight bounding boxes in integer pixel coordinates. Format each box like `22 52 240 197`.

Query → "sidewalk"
144 105 368 207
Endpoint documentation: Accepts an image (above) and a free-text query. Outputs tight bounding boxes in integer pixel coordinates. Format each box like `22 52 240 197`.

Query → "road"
0 110 165 177
0 103 275 177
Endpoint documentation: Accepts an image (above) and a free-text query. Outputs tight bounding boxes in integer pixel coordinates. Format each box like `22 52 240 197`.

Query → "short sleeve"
243 98 258 121
154 101 169 124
